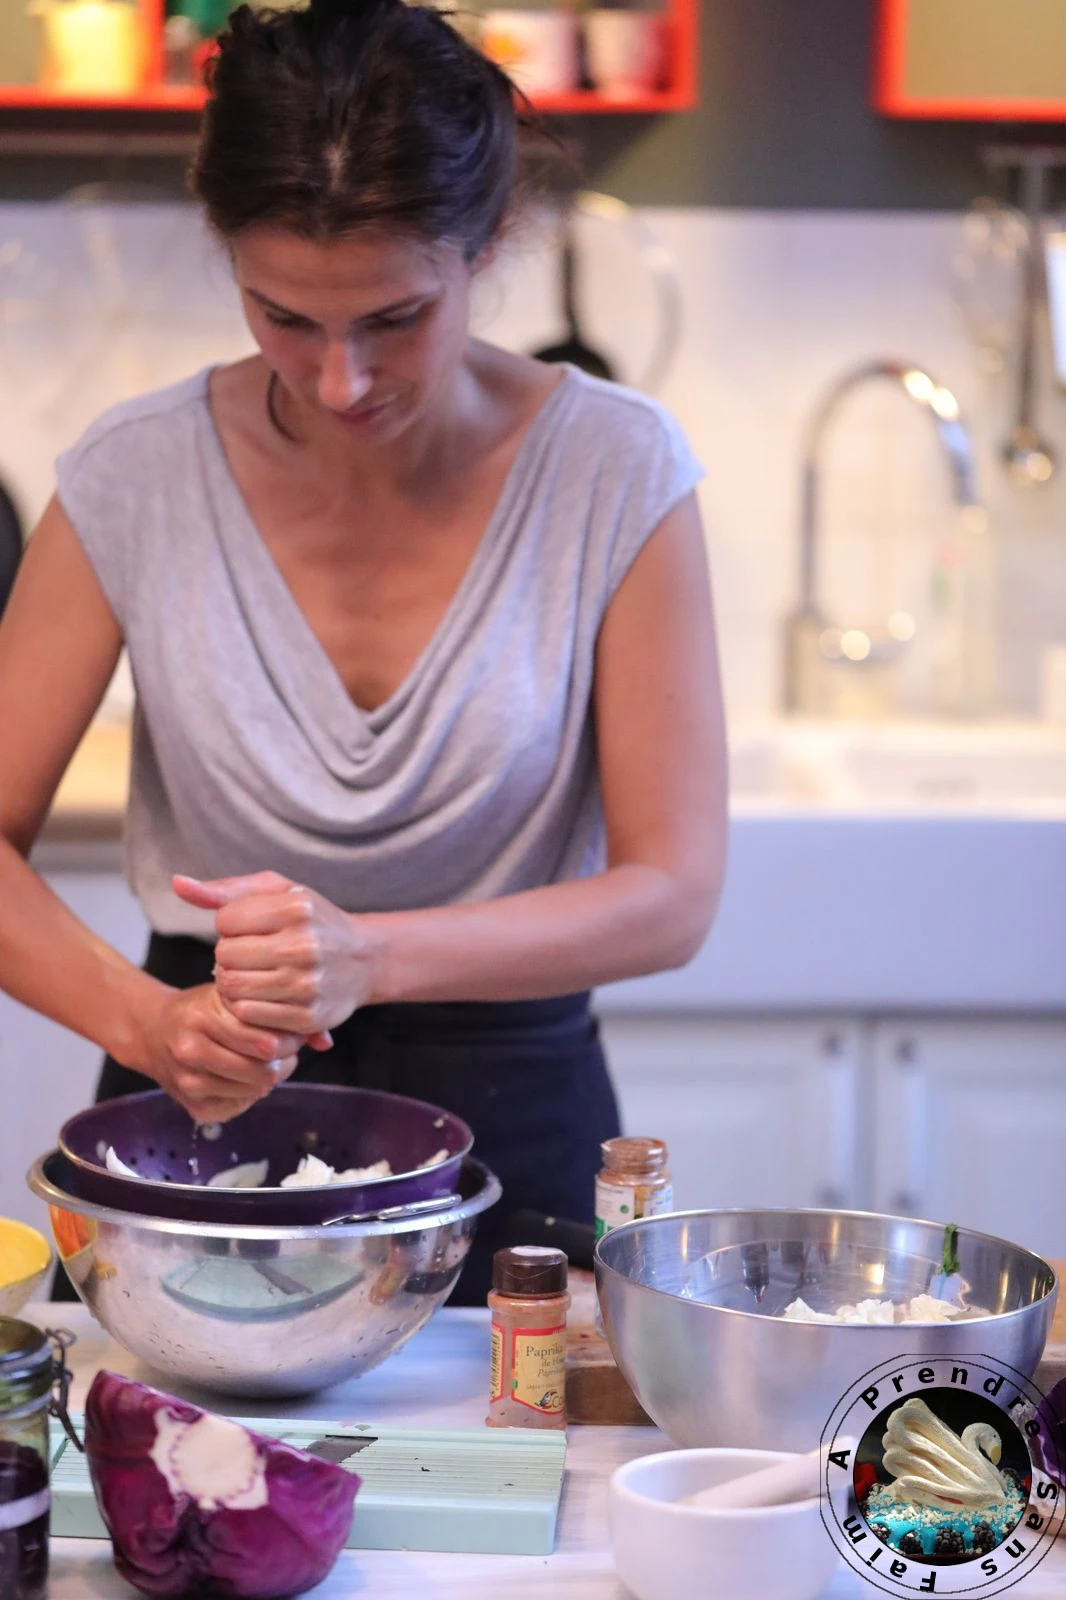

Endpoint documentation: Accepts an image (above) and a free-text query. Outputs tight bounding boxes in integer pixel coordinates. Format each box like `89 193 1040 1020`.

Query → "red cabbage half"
84 1371 360 1598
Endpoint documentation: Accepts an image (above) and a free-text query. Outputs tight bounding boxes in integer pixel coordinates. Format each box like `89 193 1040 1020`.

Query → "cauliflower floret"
782 1297 838 1323
905 1293 963 1323
834 1299 897 1325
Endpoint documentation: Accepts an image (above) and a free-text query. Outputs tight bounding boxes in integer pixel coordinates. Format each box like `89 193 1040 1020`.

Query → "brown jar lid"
492 1245 568 1297
600 1136 668 1176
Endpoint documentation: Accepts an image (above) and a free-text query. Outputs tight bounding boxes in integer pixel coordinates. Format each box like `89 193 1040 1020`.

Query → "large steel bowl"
29 1148 500 1398
595 1207 1057 1451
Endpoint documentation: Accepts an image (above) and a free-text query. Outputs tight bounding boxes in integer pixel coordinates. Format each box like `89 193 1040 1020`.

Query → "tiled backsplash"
1 199 1064 719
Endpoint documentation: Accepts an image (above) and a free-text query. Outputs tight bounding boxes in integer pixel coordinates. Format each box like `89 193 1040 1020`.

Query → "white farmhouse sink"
729 719 1066 815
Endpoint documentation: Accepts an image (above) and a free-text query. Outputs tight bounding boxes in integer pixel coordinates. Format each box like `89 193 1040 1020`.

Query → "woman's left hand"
172 871 381 1041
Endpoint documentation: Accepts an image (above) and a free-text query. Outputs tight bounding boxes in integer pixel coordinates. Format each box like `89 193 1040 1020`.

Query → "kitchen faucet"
782 359 983 716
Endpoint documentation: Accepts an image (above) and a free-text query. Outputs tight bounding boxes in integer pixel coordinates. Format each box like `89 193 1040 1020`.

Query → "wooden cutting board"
565 1271 651 1426
565 1262 1066 1428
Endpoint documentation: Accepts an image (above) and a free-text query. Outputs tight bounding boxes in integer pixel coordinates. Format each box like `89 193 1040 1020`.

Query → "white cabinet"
598 1014 863 1214
0 872 148 1230
871 1018 1066 1259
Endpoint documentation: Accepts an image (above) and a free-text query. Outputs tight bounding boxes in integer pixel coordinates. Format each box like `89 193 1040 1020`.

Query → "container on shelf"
481 8 581 97
584 9 665 101
27 0 149 96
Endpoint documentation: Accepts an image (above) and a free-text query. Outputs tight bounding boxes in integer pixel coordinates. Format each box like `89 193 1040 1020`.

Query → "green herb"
940 1223 960 1278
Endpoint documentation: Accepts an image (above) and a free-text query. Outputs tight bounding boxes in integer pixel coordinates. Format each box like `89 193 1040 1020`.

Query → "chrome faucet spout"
785 359 982 715
796 359 979 617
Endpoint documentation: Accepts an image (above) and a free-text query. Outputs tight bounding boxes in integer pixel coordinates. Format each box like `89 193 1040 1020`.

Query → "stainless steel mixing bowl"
29 1149 500 1398
596 1207 1057 1451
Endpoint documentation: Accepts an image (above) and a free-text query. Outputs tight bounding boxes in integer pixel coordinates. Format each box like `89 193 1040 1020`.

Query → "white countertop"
30 1302 1066 1598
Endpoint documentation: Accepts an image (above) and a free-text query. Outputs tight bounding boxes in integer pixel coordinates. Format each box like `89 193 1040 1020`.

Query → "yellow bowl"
0 1217 53 1318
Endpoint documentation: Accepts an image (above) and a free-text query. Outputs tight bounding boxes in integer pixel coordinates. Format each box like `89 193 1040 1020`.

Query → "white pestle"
678 1438 857 1511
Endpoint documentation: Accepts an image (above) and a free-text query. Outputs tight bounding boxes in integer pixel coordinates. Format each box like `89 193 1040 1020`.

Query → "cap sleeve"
603 400 704 600
54 418 143 627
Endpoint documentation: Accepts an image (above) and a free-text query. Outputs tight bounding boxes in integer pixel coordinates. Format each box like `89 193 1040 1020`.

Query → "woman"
0 0 726 1302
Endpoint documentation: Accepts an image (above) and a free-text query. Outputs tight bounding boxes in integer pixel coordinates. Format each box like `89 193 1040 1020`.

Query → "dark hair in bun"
191 0 531 259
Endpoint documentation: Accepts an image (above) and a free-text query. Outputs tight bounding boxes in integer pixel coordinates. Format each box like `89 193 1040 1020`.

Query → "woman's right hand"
135 982 304 1124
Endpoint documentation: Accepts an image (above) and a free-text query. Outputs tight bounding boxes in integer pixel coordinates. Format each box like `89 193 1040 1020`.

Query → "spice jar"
595 1136 673 1241
0 1319 80 1600
487 1247 568 1430
594 1138 673 1334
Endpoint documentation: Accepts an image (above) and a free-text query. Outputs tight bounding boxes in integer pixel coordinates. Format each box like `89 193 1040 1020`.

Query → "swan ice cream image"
882 1398 1008 1510
861 1397 1027 1559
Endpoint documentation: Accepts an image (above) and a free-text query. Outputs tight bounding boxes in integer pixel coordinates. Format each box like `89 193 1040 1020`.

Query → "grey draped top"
56 364 703 939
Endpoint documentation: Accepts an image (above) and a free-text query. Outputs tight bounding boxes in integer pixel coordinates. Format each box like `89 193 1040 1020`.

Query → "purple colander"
58 1083 473 1226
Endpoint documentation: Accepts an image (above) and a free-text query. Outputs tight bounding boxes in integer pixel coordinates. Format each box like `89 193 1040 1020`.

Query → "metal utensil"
530 191 683 395
575 191 683 395
29 1148 501 1396
324 1193 463 1227
1001 156 1057 488
533 204 615 381
952 194 1029 377
34 182 190 425
596 1207 1057 1452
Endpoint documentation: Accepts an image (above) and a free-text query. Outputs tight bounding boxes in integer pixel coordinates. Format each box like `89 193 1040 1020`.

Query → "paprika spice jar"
486 1246 569 1430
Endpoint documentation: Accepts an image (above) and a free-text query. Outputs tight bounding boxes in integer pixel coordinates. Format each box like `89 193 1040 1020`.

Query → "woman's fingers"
227 998 315 1032
179 1094 251 1125
214 930 317 970
173 1045 300 1123
214 889 315 940
212 980 335 1050
174 1040 278 1094
172 871 292 911
203 1007 305 1066
215 963 313 1001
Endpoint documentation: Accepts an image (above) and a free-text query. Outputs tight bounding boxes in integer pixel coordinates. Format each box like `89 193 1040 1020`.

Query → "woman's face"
231 225 476 442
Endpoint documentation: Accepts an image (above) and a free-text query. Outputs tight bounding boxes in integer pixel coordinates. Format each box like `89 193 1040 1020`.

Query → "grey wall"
2 0 1065 206
576 0 1066 208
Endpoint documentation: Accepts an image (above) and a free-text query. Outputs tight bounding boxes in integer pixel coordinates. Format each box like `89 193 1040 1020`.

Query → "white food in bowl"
782 1293 989 1325
103 1144 452 1188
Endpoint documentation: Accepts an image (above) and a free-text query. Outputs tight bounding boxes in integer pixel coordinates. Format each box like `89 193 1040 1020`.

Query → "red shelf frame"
0 0 698 118
874 0 1066 122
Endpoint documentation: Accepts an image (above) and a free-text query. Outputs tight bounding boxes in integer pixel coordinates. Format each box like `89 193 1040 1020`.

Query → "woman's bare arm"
0 500 304 1119
193 491 728 1018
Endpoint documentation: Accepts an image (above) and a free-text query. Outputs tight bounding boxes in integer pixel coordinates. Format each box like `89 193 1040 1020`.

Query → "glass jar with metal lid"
0 1317 80 1600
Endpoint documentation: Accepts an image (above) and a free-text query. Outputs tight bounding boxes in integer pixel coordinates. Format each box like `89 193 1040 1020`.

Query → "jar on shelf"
28 0 149 97
584 9 666 101
0 1319 80 1600
480 8 581 97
